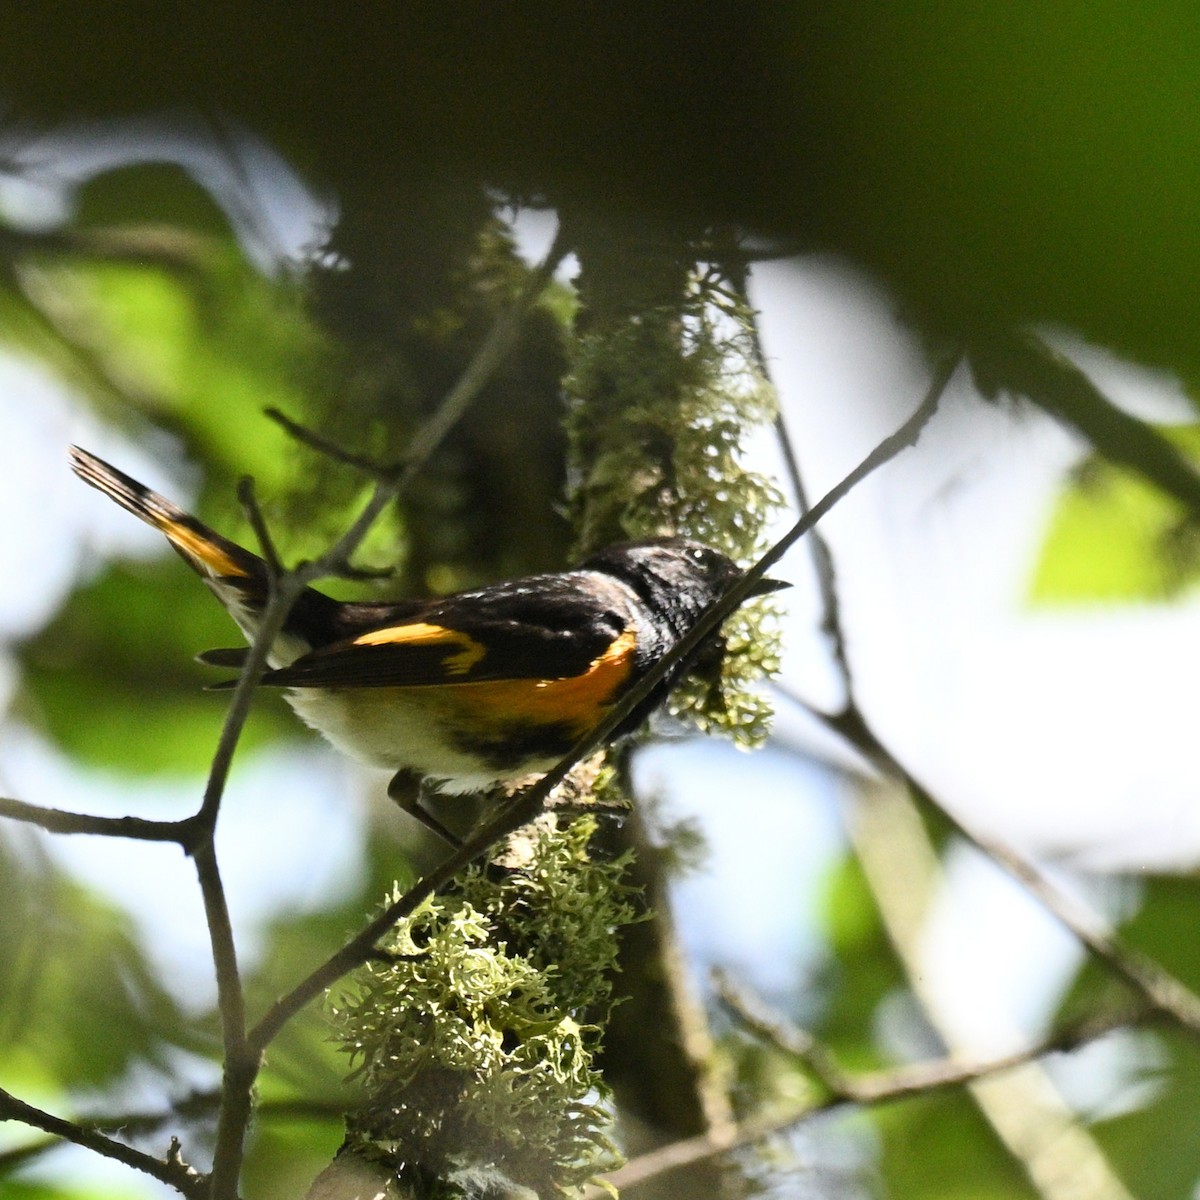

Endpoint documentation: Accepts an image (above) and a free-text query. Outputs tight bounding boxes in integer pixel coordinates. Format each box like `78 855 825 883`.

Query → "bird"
69 446 785 841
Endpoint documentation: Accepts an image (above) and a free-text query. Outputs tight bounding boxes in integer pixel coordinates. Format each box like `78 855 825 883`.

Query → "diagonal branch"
247 351 959 1056
717 966 1152 1107
726 254 854 687
279 225 573 591
783 691 1200 1041
0 1086 203 1197
926 790 1200 1036
972 328 1200 515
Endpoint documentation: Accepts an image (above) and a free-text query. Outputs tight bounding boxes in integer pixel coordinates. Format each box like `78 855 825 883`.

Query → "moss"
565 244 784 748
332 818 637 1198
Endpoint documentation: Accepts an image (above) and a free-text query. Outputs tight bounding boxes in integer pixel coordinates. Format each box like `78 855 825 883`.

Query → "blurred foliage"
1054 877 1200 1200
874 1091 1040 1200
0 833 202 1090
310 195 572 591
814 855 913 1072
1033 427 1200 605
17 560 294 775
2 9 1200 1200
5 3 1200 392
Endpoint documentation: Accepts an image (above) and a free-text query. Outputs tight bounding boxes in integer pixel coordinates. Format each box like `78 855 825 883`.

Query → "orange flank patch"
445 628 637 736
354 622 487 675
163 521 248 578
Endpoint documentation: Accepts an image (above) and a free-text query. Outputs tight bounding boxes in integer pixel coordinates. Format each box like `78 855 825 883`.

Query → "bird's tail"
69 445 276 636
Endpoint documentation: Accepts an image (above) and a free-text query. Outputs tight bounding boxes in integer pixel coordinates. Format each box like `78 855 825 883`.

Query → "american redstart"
70 446 786 839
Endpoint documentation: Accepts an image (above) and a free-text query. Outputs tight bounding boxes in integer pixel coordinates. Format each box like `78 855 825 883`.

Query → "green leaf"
17 560 294 775
1052 877 1200 1200
813 854 911 1070
1031 427 1200 605
0 836 200 1090
241 1120 348 1200
875 1090 1040 1200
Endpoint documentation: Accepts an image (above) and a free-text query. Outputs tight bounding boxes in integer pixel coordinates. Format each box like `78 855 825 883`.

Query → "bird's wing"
249 574 636 689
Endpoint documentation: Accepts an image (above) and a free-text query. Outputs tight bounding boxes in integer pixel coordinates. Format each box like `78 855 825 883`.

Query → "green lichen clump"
332 818 638 1198
566 260 785 747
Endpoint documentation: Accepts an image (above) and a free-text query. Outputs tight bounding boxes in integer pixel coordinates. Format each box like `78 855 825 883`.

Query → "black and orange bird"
70 447 785 840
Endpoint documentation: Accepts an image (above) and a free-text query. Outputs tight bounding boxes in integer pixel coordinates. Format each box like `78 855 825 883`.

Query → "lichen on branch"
330 817 638 1198
565 227 784 747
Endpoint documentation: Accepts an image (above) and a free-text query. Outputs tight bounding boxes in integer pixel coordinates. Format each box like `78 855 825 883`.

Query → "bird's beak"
750 575 790 596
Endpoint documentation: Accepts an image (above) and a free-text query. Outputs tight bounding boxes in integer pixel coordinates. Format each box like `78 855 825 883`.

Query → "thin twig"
934 796 1200 1036
193 840 251 1198
399 226 572 471
975 328 1200 515
713 968 853 1095
715 967 1151 1106
780 683 1200 1042
728 258 855 690
0 1090 351 1177
0 796 186 842
589 1000 1150 1197
264 407 389 475
284 226 573 591
0 1086 203 1197
247 353 958 1056
237 475 282 580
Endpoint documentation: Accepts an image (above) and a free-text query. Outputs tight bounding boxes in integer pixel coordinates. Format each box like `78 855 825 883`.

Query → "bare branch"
716 966 1151 1106
778 670 1200 1040
237 475 283 580
933 796 1200 1037
794 692 1200 1042
0 795 186 842
719 251 853 685
973 328 1200 515
193 839 252 1198
0 1088 350 1177
713 968 855 1096
264 406 389 475
590 999 1152 1197
283 225 573 591
0 1086 204 1197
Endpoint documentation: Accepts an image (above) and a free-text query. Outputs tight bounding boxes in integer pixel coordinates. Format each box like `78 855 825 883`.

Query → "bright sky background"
2 135 1199 1194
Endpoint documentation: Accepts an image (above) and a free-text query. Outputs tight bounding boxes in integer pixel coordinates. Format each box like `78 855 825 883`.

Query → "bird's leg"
387 770 462 848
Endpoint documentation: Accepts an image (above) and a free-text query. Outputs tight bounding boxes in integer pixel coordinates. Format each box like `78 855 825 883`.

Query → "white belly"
283 687 556 794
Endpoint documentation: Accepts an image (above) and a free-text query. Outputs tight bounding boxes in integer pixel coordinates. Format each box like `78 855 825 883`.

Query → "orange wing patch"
445 628 637 736
162 521 249 579
354 622 487 675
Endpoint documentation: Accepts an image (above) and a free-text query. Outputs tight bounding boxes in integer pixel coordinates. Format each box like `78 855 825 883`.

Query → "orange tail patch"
70 446 259 581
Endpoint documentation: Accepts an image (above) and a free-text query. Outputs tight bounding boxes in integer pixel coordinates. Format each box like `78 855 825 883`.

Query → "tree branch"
193 840 252 1198
786 692 1200 1042
0 1086 203 1197
930 795 1200 1037
715 965 1151 1107
0 1089 350 1177
590 999 1152 1197
972 328 1200 515
727 254 854 688
0 796 186 842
